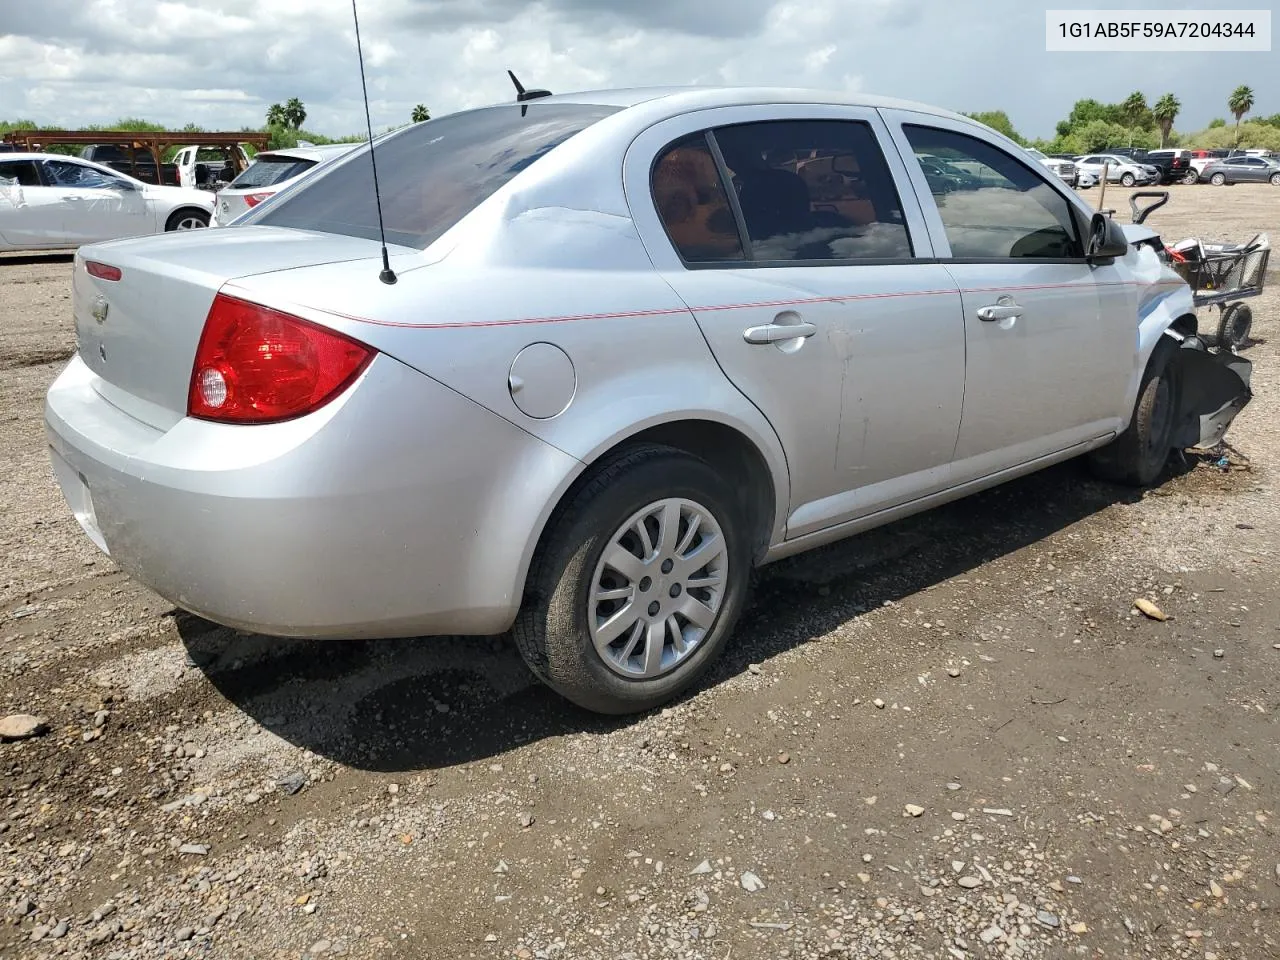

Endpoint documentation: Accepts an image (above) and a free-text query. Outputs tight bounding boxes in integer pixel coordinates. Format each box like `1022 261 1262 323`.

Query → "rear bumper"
45 353 580 638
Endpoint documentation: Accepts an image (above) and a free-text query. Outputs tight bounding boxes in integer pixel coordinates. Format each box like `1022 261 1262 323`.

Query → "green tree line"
966 85 1278 154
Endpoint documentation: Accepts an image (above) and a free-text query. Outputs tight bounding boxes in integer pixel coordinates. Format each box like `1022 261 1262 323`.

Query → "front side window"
44 160 126 190
904 125 1083 260
254 103 621 249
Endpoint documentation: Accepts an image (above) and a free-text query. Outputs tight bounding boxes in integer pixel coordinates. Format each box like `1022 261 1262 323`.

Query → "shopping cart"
1167 232 1270 350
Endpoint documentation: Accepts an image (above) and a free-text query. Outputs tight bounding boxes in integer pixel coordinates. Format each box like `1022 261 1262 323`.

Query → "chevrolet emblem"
92 296 109 324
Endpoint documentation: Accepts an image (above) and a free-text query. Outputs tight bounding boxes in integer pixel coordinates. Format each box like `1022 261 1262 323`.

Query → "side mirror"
111 179 138 192
1086 212 1129 261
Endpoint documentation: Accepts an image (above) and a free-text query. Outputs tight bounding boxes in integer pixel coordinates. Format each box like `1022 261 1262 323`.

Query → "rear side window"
904 125 1083 260
230 156 316 188
253 103 621 250
0 160 41 186
653 120 912 264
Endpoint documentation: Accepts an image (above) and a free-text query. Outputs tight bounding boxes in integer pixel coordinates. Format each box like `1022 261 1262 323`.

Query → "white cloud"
1 0 1276 138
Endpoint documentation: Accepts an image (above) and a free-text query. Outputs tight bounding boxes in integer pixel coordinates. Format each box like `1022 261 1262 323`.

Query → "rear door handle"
743 321 817 344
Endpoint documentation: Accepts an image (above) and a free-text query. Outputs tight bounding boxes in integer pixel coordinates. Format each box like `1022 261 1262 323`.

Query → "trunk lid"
73 226 414 428
213 187 260 226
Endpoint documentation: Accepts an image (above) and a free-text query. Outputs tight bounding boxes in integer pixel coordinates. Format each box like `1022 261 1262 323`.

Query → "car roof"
253 144 361 163
0 152 63 162
535 85 971 122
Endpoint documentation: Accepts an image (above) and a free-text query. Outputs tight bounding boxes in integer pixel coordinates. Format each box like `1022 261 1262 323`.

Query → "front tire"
166 208 210 231
1210 173 1227 186
514 445 752 714
1182 170 1199 185
1088 338 1181 486
1270 172 1280 186
1120 172 1136 187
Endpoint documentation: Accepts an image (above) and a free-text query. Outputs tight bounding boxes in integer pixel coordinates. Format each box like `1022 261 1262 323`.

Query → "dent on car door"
626 107 966 538
882 115 1136 483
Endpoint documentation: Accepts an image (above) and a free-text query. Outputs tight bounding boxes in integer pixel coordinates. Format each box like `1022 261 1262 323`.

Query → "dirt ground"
2 185 1278 960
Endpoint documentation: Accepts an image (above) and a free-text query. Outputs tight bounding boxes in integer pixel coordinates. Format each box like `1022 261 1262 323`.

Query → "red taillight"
188 294 374 424
85 260 122 281
242 192 273 208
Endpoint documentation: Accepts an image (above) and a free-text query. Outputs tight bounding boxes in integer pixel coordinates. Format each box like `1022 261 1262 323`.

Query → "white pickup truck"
171 145 253 190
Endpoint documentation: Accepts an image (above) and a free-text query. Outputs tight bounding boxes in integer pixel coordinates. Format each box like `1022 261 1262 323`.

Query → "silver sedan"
45 87 1249 714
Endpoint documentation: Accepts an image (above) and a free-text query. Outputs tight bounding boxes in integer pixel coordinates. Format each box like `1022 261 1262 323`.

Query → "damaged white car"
0 152 212 252
46 87 1253 714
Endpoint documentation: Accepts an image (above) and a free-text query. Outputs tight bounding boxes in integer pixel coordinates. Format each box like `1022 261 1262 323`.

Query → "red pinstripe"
297 277 1183 332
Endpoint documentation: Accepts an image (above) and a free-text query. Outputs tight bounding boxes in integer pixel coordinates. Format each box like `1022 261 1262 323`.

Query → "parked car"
1136 149 1195 185
45 87 1247 714
1075 170 1099 189
171 144 253 190
1201 155 1280 185
0 152 212 251
1025 148 1078 187
78 144 180 186
211 144 360 226
1074 154 1159 187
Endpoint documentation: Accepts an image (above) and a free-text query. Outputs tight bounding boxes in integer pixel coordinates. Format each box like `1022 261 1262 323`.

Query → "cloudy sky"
0 0 1275 140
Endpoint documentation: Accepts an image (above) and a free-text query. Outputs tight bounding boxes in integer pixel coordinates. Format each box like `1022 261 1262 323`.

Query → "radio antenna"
351 0 396 284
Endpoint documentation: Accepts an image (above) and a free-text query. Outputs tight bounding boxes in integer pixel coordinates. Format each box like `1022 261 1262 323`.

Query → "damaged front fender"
1172 339 1253 449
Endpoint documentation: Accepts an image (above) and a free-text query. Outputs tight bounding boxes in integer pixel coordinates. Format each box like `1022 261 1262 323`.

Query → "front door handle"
743 321 817 344
976 297 1023 322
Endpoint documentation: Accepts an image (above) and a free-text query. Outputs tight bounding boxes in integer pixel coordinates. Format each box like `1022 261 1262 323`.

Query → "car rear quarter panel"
225 228 793 592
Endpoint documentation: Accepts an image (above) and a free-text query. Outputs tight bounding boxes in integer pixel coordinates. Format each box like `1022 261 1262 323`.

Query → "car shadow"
178 458 1171 773
0 252 75 266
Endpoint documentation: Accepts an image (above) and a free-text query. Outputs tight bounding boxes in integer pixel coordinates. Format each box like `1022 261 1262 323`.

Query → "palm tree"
1120 91 1148 127
1228 85 1255 145
411 104 430 123
283 98 307 130
265 103 288 127
1152 94 1180 148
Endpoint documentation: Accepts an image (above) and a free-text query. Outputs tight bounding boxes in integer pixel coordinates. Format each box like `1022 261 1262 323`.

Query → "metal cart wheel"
1218 303 1253 350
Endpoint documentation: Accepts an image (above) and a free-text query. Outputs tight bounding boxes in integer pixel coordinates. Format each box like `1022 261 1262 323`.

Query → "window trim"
649 117 920 271
894 120 1090 265
703 130 755 262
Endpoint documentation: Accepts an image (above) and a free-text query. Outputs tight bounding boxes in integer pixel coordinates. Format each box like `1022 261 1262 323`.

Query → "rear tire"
166 208 210 231
1210 173 1227 186
1088 338 1181 487
514 445 752 715
1270 172 1280 186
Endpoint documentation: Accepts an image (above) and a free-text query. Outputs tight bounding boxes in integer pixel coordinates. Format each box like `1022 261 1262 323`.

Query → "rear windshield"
231 156 317 188
251 103 621 250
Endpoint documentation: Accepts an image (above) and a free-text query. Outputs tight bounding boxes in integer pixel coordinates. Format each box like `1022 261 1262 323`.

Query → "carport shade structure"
0 131 272 182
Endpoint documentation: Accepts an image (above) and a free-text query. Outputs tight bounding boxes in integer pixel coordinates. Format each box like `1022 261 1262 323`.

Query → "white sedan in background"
0 153 213 252
1073 154 1159 187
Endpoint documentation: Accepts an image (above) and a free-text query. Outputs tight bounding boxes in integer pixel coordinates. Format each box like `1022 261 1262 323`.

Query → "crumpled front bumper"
1173 344 1253 449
